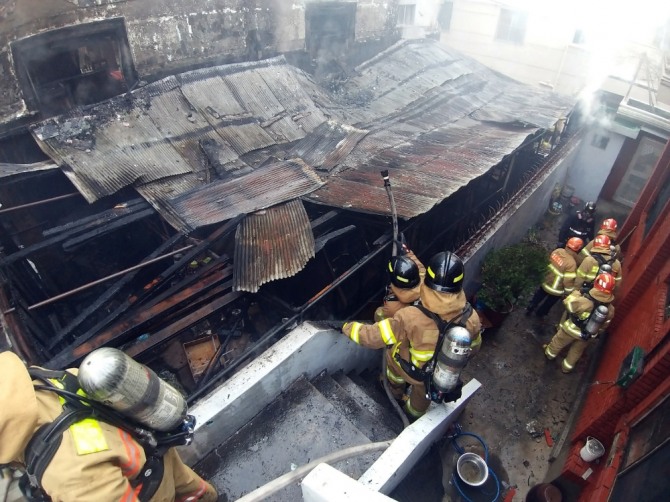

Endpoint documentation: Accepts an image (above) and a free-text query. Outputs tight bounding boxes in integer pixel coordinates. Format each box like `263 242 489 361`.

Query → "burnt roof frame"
10 17 137 114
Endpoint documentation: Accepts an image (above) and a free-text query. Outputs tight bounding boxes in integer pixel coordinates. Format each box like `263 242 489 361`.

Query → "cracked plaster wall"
0 0 399 129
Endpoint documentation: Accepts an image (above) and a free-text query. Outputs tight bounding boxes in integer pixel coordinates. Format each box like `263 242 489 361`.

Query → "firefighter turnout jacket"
560 289 615 339
344 286 481 417
541 247 579 296
576 251 622 291
0 351 217 502
580 229 621 260
376 250 426 320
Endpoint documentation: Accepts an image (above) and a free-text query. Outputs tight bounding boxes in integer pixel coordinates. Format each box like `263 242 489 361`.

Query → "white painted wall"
440 0 591 96
567 125 625 203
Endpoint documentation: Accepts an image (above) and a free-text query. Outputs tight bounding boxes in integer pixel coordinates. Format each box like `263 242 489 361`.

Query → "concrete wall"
567 125 625 203
397 0 441 39
0 0 400 128
461 139 583 296
440 0 591 96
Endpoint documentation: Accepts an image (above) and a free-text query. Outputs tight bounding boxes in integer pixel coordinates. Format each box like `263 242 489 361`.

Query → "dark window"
591 134 610 149
495 9 527 44
11 18 136 117
439 2 454 31
397 4 416 25
610 397 670 501
305 2 357 63
644 172 670 237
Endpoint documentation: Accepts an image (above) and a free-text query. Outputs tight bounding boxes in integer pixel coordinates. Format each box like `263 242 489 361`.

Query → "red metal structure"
557 140 670 500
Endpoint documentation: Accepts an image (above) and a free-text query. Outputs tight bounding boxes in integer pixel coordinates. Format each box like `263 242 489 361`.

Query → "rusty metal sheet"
233 199 315 293
170 158 324 231
289 121 368 172
32 97 193 202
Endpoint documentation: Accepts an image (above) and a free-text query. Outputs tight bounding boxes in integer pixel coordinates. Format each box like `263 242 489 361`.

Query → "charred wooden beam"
0 192 80 215
58 268 234 367
125 290 243 359
62 208 156 252
0 200 154 265
51 232 186 345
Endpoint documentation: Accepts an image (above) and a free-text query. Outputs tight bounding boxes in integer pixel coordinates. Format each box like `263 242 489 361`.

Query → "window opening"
439 2 454 31
11 18 136 117
495 9 527 44
397 4 416 26
591 134 610 150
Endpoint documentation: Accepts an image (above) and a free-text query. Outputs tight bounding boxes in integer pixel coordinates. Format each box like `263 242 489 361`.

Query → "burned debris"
0 40 574 400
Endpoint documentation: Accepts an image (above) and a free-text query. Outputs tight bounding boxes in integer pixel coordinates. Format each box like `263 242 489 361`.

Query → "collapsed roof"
31 39 573 229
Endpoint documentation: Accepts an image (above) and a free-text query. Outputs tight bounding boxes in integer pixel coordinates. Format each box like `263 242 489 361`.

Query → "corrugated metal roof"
31 40 573 230
233 199 315 293
170 158 324 232
303 39 575 217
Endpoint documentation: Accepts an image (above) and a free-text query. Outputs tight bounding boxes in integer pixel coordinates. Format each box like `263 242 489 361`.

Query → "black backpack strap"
23 368 168 502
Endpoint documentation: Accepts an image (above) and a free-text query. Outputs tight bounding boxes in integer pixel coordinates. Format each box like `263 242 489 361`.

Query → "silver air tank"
78 347 187 431
584 305 609 337
432 326 474 393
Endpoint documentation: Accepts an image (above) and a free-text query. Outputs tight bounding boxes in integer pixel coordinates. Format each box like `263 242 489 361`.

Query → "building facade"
556 139 670 500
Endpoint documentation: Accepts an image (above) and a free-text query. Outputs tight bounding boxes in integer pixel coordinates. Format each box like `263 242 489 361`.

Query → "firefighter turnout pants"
385 349 430 419
544 328 588 373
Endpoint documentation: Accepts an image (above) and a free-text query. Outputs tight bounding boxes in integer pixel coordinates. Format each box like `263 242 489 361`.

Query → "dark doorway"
305 2 356 65
11 18 137 117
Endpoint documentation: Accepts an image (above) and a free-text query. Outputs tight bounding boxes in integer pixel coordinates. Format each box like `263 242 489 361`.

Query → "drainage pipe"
235 440 391 502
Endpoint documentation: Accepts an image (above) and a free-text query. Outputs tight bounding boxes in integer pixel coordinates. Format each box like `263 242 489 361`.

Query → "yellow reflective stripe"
70 418 109 455
396 276 410 283
378 319 397 345
545 345 557 359
427 266 436 279
577 268 589 279
580 247 591 257
404 400 425 418
562 359 574 371
453 272 464 283
562 319 582 337
548 263 564 278
409 347 434 364
349 322 361 344
564 272 576 278
542 282 563 295
386 366 405 384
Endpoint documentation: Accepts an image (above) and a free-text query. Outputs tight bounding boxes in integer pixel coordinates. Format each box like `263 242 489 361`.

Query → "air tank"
432 326 474 394
78 347 187 432
584 305 609 337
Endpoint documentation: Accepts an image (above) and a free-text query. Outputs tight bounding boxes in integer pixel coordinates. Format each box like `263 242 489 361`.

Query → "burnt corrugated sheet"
233 199 315 293
304 39 575 218
288 121 369 172
170 158 324 232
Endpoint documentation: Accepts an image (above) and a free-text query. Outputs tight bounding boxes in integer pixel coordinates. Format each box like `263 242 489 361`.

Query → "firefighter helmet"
593 272 616 296
424 251 464 293
601 218 617 232
387 255 420 289
566 237 584 252
584 201 596 215
593 234 611 249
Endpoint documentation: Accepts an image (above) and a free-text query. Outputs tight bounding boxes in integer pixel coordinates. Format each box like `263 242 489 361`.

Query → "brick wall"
559 139 670 501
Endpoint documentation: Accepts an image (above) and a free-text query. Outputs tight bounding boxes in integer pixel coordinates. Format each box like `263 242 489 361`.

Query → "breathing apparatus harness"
394 302 473 403
20 368 195 502
581 252 615 293
569 292 608 340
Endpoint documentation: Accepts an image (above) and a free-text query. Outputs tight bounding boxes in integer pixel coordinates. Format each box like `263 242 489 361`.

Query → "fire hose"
379 170 410 428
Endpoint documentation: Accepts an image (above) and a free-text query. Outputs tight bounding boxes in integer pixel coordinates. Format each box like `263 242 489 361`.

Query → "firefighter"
544 273 616 373
374 248 426 321
0 351 218 502
342 251 481 420
526 237 584 318
576 234 622 292
558 201 596 247
580 218 621 260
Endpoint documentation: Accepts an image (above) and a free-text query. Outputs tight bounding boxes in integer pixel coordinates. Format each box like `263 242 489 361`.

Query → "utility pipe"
2 245 194 314
235 441 391 502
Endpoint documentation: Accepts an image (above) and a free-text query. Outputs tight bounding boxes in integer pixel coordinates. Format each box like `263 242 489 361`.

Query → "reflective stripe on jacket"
541 248 578 296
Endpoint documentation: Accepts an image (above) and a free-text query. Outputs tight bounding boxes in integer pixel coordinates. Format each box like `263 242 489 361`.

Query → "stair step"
333 371 404 434
312 371 397 442
195 375 384 502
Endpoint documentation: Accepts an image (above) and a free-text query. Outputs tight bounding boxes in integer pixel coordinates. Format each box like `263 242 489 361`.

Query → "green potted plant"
476 241 547 324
